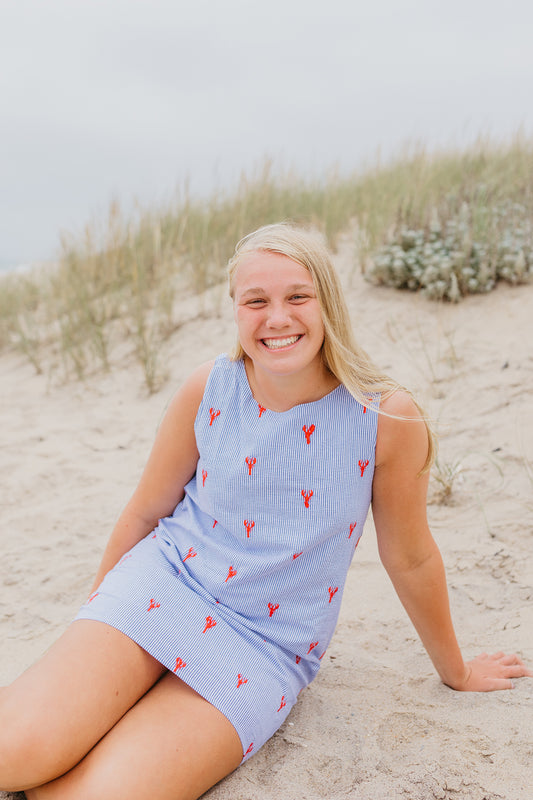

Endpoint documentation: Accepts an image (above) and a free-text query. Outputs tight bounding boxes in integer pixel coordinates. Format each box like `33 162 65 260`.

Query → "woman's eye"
290 294 308 302
247 299 266 306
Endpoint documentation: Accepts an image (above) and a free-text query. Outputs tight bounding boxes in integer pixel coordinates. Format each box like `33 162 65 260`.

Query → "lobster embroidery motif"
301 490 313 508
358 459 369 477
362 396 374 414
203 616 217 633
183 547 197 562
268 602 279 617
302 424 315 444
245 456 257 475
208 408 220 426
328 586 338 604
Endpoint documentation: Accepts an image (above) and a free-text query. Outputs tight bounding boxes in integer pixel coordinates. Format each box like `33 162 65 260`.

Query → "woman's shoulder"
176 354 242 415
379 389 421 419
375 390 430 471
182 359 217 395
165 359 216 420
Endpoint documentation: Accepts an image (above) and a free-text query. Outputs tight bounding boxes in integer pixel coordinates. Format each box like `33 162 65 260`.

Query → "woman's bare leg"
0 620 166 791
25 671 243 800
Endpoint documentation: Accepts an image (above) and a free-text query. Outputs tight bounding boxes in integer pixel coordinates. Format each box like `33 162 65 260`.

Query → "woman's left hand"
449 651 533 691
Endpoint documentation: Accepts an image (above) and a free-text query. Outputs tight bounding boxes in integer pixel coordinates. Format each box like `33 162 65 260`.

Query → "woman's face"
232 250 325 380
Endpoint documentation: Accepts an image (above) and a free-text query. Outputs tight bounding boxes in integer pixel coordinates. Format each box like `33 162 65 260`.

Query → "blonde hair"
227 222 436 471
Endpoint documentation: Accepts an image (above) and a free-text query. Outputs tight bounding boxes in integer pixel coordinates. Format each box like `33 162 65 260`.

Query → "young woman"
0 223 530 800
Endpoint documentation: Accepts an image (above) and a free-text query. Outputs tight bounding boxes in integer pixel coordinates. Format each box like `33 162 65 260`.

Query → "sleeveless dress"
76 354 379 760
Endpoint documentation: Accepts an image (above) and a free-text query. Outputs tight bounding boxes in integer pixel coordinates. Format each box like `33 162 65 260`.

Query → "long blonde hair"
227 222 436 471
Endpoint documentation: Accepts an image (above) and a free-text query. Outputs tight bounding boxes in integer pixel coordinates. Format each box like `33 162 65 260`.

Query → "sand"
1 238 532 799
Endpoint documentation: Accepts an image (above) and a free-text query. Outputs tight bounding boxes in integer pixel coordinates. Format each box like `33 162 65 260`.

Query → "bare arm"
90 360 214 592
372 391 531 691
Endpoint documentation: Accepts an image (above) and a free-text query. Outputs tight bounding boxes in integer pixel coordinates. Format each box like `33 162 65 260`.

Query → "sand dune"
1 240 532 799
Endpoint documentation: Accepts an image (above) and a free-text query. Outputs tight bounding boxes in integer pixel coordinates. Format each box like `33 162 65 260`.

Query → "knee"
0 686 28 790
0 685 57 791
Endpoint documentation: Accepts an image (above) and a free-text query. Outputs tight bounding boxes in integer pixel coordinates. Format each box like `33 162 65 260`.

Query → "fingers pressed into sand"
0 619 165 791
26 671 243 800
463 651 533 692
484 651 533 676
496 653 532 670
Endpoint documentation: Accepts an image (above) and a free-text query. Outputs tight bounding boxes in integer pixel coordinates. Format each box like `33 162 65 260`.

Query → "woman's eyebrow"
286 283 315 292
239 283 314 298
239 286 265 297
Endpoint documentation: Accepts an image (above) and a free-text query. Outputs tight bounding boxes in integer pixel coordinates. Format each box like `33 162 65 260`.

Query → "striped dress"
76 354 379 760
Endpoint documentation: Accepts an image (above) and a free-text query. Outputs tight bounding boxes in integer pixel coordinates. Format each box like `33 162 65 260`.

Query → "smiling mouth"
261 335 302 350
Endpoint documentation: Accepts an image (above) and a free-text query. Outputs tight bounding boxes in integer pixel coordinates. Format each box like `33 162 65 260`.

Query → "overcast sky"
1 0 532 266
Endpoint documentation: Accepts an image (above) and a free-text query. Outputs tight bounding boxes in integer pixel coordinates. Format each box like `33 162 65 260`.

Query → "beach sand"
1 239 532 799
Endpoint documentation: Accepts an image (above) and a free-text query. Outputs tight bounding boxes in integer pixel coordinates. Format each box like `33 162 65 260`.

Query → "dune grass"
2 135 532 391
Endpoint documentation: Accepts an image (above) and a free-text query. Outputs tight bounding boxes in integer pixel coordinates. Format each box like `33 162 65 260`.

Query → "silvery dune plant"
368 201 532 301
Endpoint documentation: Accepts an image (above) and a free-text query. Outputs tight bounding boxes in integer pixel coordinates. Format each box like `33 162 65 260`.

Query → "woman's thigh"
26 671 244 800
0 619 166 790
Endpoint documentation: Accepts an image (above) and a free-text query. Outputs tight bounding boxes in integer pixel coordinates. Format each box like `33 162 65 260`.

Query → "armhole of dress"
193 355 229 431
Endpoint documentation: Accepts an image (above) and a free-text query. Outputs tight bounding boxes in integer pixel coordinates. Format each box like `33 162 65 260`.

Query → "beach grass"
2 134 532 390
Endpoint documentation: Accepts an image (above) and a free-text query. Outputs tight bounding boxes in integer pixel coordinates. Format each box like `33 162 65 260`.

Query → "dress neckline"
236 357 343 415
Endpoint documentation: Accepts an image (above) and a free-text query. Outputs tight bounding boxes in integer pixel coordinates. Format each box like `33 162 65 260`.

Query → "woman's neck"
243 357 339 412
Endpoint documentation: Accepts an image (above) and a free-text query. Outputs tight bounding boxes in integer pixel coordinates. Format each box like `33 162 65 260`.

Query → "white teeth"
263 336 300 349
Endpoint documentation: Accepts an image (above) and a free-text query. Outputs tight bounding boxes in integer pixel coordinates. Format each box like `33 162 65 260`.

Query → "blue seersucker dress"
76 354 379 759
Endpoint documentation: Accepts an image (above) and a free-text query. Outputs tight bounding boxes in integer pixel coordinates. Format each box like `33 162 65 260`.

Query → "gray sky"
1 0 532 266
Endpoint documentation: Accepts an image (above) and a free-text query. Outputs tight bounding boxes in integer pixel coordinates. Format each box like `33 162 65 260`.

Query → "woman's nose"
265 302 291 328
